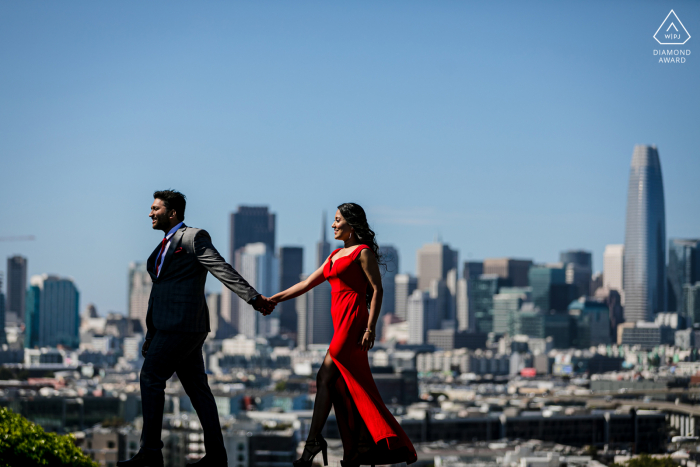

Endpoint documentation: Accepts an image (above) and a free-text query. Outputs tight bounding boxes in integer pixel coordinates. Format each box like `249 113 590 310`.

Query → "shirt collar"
165 222 184 239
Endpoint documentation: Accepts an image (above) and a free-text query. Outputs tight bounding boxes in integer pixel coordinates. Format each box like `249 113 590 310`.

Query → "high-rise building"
528 265 576 313
684 283 700 325
236 243 279 338
394 274 418 320
560 250 592 298
229 206 276 257
623 145 666 322
416 242 458 290
296 273 309 349
568 298 611 347
378 245 399 316
492 287 531 335
407 290 439 345
6 255 27 322
0 273 6 345
316 212 331 269
455 278 470 331
668 239 700 315
483 258 532 287
206 292 221 339
462 261 484 281
278 246 303 337
471 274 501 334
128 262 151 336
223 206 276 338
603 244 625 298
25 274 80 348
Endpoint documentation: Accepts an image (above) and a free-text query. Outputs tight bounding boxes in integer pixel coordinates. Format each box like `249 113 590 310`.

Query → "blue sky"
1 1 698 314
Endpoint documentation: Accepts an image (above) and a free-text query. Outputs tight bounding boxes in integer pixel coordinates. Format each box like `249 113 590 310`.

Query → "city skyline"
1 2 699 313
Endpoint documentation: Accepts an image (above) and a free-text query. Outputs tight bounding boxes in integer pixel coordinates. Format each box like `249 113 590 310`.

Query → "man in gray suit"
118 190 275 467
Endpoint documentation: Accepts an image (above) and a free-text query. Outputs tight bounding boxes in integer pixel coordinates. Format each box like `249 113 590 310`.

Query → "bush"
0 407 97 467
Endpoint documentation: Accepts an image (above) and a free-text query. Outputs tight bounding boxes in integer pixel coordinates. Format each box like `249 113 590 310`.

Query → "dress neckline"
329 245 365 270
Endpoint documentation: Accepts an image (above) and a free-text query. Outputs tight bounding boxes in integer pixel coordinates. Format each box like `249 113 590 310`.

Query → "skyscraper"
528 265 576 313
394 274 418 320
378 245 399 316
603 244 625 297
223 206 276 338
128 262 151 336
623 145 666 322
229 206 276 257
236 243 279 338
25 274 80 348
6 255 27 322
407 290 439 345
0 273 6 345
416 242 458 291
667 239 700 315
560 250 592 298
483 258 532 287
316 212 331 269
278 246 303 336
462 261 484 281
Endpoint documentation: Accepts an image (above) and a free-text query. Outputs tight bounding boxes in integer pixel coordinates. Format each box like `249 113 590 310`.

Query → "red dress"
324 245 417 465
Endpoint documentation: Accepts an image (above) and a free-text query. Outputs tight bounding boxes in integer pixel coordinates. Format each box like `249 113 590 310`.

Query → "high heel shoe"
292 434 328 467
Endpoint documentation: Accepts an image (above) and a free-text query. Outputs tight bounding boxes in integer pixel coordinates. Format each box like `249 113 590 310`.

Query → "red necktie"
155 236 168 276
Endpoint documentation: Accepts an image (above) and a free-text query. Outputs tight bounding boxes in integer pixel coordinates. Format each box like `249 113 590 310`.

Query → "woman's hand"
359 329 375 351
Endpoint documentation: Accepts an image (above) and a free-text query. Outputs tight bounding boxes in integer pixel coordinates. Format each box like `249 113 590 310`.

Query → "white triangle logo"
654 10 691 45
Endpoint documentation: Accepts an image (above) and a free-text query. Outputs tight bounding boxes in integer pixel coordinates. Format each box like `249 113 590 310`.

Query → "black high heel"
293 435 328 467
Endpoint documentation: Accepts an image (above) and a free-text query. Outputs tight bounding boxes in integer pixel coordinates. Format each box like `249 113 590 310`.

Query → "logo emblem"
654 10 691 45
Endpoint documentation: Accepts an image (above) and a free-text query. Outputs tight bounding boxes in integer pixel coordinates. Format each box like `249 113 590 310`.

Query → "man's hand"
251 295 276 316
141 338 152 358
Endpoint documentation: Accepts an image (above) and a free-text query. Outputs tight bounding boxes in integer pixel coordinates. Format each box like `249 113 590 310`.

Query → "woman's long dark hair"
337 202 385 307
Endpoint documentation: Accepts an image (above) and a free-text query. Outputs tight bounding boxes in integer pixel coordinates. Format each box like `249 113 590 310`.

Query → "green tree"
0 407 97 467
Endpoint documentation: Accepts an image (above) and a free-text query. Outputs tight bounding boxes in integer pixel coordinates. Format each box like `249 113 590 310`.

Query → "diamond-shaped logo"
654 10 691 45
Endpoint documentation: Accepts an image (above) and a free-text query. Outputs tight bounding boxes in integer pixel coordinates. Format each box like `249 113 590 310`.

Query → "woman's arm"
358 248 383 350
270 260 328 303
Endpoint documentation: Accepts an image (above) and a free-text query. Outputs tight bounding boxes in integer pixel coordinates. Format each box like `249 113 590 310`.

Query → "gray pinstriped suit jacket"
145 224 259 338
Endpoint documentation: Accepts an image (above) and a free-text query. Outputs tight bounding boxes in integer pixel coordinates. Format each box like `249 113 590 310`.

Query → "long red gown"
324 245 417 465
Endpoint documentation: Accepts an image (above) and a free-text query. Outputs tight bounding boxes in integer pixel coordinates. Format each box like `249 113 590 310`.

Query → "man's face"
149 198 175 232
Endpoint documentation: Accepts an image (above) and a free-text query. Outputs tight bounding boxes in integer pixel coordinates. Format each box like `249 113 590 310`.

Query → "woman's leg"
306 351 340 446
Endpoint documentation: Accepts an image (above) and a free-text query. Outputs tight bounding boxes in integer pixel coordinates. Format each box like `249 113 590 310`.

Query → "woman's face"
332 209 353 241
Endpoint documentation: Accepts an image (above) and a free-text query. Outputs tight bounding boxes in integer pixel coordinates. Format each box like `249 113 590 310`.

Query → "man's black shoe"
116 449 164 467
186 455 228 467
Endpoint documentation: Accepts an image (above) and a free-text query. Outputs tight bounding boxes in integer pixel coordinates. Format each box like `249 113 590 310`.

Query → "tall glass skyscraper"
668 239 700 316
623 145 666 322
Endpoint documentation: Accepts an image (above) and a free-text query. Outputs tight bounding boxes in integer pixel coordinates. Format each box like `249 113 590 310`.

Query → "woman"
271 203 417 467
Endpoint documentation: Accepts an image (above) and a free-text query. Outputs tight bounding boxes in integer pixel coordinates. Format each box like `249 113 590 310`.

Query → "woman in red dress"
271 203 417 467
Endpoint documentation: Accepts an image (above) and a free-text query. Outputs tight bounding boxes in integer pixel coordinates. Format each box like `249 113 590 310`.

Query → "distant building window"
238 443 245 451
129 441 137 450
107 441 115 449
238 454 245 461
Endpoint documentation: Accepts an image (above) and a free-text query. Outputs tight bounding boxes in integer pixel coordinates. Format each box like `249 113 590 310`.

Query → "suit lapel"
158 224 187 279
147 243 161 281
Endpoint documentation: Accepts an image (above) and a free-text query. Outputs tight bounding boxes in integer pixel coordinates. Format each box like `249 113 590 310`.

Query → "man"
118 190 275 467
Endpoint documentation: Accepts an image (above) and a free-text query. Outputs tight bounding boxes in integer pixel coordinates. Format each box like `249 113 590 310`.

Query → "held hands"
358 327 375 351
252 295 276 316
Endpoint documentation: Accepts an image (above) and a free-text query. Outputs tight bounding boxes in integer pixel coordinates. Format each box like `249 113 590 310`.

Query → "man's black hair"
153 190 186 221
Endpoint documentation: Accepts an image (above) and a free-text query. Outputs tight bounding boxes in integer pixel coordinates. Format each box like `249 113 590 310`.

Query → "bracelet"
364 329 374 334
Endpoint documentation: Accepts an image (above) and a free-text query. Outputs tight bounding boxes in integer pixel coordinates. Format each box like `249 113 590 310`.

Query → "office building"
0 274 5 345
379 245 399 316
568 298 611 348
127 262 151 337
462 261 484 280
416 242 457 290
492 287 531 335
6 255 27 322
668 239 700 316
603 244 624 296
560 250 592 298
278 246 303 336
529 264 579 313
471 274 501 334
316 212 330 269
407 290 439 345
25 274 80 348
206 292 221 339
623 145 666 322
426 329 487 350
455 278 471 331
684 283 700 325
235 243 279 338
394 274 418 320
483 258 532 287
